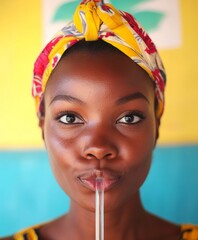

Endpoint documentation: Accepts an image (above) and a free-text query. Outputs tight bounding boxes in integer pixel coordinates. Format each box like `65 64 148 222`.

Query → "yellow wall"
160 0 198 144
0 0 43 148
0 0 198 148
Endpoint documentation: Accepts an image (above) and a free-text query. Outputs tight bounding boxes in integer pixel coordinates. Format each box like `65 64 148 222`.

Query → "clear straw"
95 176 104 240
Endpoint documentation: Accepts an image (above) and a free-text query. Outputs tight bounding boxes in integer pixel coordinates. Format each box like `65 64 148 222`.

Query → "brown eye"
58 113 83 124
117 112 145 124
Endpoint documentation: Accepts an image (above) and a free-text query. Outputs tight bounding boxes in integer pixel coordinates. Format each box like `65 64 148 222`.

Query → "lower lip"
78 177 121 192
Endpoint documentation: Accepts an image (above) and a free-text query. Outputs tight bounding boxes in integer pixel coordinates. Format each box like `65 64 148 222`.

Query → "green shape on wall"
52 1 79 22
111 0 150 10
52 0 165 32
134 11 165 31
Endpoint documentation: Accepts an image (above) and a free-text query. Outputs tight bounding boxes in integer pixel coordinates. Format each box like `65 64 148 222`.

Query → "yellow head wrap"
32 0 166 117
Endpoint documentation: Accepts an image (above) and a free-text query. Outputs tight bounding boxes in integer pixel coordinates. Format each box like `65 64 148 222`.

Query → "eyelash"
116 111 145 125
55 111 84 125
55 111 145 125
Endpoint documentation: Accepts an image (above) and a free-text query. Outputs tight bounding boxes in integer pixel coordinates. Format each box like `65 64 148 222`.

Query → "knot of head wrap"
32 0 166 118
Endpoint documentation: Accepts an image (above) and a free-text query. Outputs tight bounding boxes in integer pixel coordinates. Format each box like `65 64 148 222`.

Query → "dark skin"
14 49 181 240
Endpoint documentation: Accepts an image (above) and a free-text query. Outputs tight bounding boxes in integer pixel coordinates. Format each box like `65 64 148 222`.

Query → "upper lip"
77 169 123 191
78 169 122 180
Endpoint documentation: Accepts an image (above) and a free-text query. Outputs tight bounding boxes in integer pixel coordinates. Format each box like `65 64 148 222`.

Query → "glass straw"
95 176 104 240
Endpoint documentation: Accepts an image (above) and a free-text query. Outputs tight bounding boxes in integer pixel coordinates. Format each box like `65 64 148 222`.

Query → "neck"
64 191 148 240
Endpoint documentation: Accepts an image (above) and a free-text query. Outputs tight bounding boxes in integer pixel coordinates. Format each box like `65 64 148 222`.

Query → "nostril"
105 153 113 159
84 148 117 160
86 153 95 159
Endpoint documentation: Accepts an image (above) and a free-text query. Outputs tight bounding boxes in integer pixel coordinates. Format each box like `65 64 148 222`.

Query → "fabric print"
33 0 166 118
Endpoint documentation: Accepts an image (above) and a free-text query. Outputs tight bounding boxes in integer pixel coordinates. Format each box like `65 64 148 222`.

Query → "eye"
117 112 145 124
57 113 84 125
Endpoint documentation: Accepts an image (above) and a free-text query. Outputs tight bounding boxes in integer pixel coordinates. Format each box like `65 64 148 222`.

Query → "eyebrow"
49 94 85 105
116 92 150 105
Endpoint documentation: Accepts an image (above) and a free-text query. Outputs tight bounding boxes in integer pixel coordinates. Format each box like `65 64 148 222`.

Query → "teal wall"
0 146 198 237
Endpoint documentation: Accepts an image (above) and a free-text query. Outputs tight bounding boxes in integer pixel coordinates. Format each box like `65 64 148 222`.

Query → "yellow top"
181 225 198 240
1 224 197 239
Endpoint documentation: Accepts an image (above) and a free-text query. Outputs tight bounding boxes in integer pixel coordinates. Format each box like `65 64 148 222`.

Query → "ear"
38 116 45 141
154 116 160 147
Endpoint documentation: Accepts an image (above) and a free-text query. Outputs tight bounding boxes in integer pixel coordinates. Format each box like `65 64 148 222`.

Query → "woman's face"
41 49 159 212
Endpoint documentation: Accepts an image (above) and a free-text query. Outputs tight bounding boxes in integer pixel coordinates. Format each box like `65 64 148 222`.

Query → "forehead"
45 49 155 102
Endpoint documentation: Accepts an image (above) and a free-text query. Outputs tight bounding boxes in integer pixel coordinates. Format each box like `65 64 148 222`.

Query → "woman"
2 0 198 239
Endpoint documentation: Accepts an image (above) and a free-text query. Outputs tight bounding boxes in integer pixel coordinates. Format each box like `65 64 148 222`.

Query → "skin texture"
38 50 181 240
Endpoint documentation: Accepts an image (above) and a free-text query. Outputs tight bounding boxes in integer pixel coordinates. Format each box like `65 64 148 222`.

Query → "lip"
77 169 122 192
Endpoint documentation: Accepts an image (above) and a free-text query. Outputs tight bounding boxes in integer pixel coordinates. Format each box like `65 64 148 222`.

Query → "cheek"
43 121 80 194
44 125 97 210
127 150 152 189
44 118 80 162
120 117 156 164
113 139 153 208
118 117 156 191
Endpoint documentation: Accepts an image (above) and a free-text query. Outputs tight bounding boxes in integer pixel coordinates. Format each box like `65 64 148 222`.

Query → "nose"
81 129 118 161
83 145 117 160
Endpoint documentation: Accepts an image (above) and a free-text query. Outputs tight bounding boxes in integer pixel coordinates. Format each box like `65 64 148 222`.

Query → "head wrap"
32 0 166 117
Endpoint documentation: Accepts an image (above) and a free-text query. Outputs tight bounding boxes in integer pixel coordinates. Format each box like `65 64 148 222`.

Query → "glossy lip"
77 169 123 192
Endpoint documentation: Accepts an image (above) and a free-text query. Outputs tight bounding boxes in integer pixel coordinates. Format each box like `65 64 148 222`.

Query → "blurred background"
0 0 198 237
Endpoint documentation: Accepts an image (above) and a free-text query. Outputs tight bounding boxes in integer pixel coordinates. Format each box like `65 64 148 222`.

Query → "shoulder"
0 237 13 240
0 225 41 240
181 224 198 239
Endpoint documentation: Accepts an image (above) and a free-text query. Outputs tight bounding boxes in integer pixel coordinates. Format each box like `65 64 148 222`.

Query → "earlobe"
38 116 45 141
156 118 160 140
